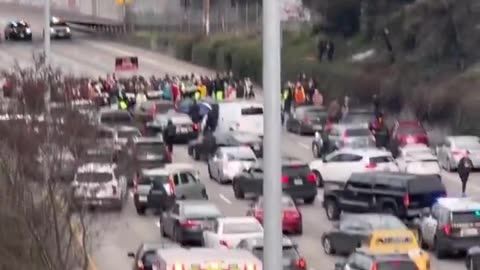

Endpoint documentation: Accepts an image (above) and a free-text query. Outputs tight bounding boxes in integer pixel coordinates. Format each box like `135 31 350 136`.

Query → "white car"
309 148 399 185
72 163 127 210
202 217 263 249
396 144 441 175
207 146 257 184
436 136 480 171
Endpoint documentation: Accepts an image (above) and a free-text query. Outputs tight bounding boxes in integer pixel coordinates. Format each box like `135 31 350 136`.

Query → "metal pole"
262 0 282 267
44 0 51 65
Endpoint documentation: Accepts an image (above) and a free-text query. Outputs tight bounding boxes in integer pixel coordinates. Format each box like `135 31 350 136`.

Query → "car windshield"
137 159 166 169
282 165 310 177
223 222 262 234
345 128 371 136
252 245 298 265
76 172 111 183
408 175 445 194
137 142 166 154
340 219 372 233
452 211 480 224
100 113 132 125
226 150 256 161
183 204 221 218
117 130 140 138
377 261 417 270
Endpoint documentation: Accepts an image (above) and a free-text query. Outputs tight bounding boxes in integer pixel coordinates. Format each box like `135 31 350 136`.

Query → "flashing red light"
281 176 289 184
192 123 199 131
443 224 451 236
296 258 306 269
365 163 377 169
180 219 199 228
403 194 410 207
307 173 316 182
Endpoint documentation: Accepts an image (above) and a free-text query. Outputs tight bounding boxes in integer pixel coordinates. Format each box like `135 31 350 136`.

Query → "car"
309 148 399 187
366 230 429 270
286 105 327 135
202 217 263 248
334 249 419 270
466 246 480 270
232 158 317 204
188 131 263 160
322 172 446 220
133 164 207 214
98 108 136 128
217 101 264 136
71 163 128 210
133 99 175 124
125 136 171 163
4 20 32 41
246 195 302 234
80 146 119 164
396 145 441 176
160 200 222 245
207 146 257 184
436 136 480 171
236 236 307 270
127 242 176 270
321 213 409 255
390 121 429 155
49 17 71 39
417 197 480 258
338 108 375 125
113 125 142 146
145 112 200 143
312 124 376 158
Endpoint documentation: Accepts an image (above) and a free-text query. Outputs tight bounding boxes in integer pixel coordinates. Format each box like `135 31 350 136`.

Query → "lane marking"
155 221 161 228
298 142 310 150
219 194 232 205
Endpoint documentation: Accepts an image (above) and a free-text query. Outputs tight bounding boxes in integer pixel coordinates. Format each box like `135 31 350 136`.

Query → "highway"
1 4 479 270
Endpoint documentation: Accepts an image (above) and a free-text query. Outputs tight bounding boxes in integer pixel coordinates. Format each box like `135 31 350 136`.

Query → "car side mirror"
127 252 135 258
334 262 345 270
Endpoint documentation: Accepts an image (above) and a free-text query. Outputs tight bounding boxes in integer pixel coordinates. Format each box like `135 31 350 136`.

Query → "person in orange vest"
294 82 306 107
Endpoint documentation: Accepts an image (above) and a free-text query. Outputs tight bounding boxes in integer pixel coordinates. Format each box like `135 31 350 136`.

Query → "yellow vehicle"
367 230 429 270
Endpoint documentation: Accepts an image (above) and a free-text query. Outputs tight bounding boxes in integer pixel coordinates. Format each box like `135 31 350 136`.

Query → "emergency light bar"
172 263 256 270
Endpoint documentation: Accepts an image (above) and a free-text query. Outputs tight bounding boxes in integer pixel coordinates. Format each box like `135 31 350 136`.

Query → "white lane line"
219 194 232 205
155 221 161 228
298 142 310 150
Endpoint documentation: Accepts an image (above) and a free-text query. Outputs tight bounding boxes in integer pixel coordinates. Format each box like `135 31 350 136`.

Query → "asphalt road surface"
1 4 480 270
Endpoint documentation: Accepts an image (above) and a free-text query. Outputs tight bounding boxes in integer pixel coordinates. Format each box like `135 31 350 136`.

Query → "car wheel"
325 199 340 220
313 170 323 187
304 196 315 205
233 181 245 199
312 144 320 158
434 237 447 259
135 205 146 215
322 237 335 254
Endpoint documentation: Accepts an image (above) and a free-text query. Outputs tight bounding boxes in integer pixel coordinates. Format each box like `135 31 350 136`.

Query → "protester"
312 89 323 107
458 152 474 197
163 119 176 154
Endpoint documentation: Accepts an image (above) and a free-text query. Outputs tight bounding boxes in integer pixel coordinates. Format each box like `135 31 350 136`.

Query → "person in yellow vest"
194 90 201 101
119 99 128 110
198 81 207 98
215 90 224 101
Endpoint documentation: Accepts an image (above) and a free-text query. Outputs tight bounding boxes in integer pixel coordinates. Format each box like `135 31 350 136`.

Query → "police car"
417 197 480 258
72 163 128 210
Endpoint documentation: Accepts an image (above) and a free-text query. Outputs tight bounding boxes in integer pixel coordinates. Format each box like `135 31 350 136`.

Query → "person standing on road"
163 119 176 155
458 152 474 197
203 130 217 159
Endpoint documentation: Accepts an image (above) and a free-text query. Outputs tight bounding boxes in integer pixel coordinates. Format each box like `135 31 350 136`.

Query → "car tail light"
180 219 199 228
307 173 316 182
281 176 289 184
284 210 300 219
442 224 451 236
112 185 117 195
371 262 378 270
365 163 377 169
255 209 263 219
296 258 306 269
403 194 410 207
172 263 185 270
220 240 229 247
244 263 256 270
192 123 199 131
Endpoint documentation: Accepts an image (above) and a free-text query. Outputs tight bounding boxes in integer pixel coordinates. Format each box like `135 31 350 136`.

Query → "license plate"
138 196 147 202
461 228 478 236
58 32 64 36
178 128 187 133
294 179 303 185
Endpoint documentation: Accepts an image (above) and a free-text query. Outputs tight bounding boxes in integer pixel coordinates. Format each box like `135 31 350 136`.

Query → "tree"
0 61 97 270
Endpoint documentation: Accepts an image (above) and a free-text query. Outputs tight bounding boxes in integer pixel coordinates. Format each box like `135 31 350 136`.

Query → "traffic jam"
4 56 480 270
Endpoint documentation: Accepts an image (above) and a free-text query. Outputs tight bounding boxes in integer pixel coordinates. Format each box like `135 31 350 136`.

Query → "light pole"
44 0 51 66
262 0 282 269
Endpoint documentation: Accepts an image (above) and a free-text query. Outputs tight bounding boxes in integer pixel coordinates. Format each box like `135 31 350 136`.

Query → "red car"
391 121 429 146
247 195 303 235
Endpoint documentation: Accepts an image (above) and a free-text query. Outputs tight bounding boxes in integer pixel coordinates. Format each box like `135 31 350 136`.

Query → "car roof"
219 146 255 154
142 163 196 175
401 143 430 151
77 163 115 173
133 136 164 143
436 197 480 211
242 236 294 247
217 217 260 224
337 148 393 157
295 105 327 111
99 108 130 114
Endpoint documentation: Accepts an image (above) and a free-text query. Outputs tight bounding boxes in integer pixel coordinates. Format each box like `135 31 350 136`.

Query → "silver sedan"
207 146 257 184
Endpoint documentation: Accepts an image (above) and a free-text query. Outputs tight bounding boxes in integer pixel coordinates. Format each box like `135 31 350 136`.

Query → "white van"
217 102 264 136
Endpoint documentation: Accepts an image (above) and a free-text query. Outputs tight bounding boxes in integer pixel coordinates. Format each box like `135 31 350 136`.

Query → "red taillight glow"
403 194 410 207
307 173 316 182
172 263 185 270
296 258 306 269
371 262 377 270
255 210 263 218
365 163 377 169
180 219 199 228
192 123 199 131
281 176 289 184
442 224 451 236
284 210 300 219
220 240 229 247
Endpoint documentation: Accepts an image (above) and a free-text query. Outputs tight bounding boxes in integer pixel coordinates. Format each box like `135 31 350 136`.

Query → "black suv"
232 158 318 204
323 172 446 220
